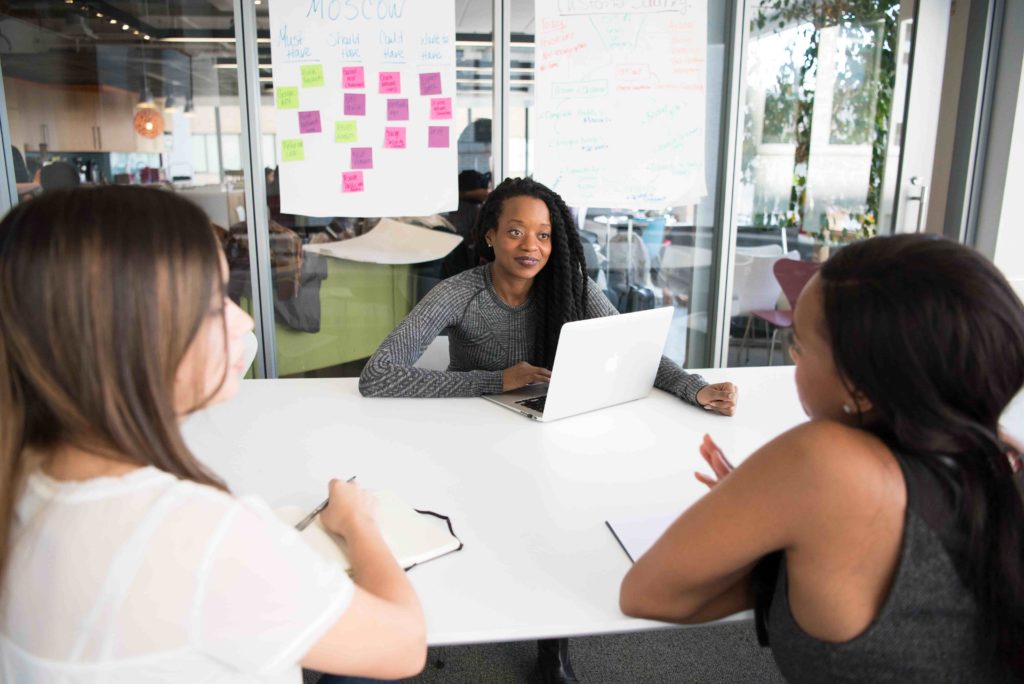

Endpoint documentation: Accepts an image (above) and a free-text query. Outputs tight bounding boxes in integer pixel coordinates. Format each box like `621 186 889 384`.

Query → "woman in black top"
620 235 1024 681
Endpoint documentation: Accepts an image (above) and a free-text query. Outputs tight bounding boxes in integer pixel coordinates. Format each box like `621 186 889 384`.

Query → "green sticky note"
301 64 324 88
281 138 305 162
335 120 358 143
276 86 299 109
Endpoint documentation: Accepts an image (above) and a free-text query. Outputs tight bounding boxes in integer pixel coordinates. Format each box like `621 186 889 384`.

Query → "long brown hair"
0 186 230 595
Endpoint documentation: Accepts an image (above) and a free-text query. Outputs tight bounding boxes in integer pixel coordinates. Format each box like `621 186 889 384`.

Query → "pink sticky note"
351 147 373 169
379 71 401 94
342 66 365 88
387 98 409 121
298 110 322 134
428 126 449 149
419 72 442 95
383 127 407 149
344 93 366 116
342 171 364 193
429 97 452 120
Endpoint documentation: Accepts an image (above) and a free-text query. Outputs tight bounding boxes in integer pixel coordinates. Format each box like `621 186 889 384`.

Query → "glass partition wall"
2 1 937 375
244 0 494 378
727 0 910 367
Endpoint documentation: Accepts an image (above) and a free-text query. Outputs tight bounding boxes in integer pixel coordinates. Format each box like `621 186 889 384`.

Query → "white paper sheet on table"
303 217 462 265
606 510 681 563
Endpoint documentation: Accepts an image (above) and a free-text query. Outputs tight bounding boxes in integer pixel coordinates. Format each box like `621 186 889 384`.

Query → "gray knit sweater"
359 264 708 403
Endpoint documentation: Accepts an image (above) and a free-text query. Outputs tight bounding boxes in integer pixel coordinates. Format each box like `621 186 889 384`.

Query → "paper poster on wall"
534 0 708 209
269 1 457 217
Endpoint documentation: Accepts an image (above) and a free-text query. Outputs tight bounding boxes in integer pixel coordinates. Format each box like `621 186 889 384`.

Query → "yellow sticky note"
301 64 325 88
281 138 305 162
276 86 299 109
335 120 358 143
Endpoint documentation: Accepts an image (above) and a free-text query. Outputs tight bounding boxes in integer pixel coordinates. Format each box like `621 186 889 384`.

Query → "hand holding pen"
318 476 380 540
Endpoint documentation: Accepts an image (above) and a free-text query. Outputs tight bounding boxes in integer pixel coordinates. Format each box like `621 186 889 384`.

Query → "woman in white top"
0 186 426 683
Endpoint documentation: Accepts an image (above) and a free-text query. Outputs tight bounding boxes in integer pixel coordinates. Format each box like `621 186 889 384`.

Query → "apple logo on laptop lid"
604 354 621 373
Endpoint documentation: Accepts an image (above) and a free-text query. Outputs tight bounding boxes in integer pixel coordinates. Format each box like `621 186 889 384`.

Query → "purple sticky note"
420 72 442 95
342 171 364 193
428 126 449 149
379 71 401 94
387 98 409 121
383 127 407 149
429 98 452 120
298 110 322 134
351 147 373 169
344 93 366 116
342 66 365 89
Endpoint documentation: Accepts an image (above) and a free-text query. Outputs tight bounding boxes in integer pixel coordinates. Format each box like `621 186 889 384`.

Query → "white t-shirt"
0 466 354 683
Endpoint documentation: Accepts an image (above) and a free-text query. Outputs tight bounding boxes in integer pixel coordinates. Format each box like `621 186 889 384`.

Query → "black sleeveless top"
753 452 1005 682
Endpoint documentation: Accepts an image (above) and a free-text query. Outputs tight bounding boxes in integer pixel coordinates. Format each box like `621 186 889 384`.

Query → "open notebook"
277 490 462 572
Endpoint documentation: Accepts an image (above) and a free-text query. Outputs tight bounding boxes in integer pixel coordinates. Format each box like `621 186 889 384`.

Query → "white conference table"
181 366 1024 647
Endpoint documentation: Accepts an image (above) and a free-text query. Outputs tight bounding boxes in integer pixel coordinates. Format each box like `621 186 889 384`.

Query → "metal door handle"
907 176 928 233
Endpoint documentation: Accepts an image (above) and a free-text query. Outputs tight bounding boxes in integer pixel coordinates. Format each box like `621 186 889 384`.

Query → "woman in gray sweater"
359 177 737 414
359 177 737 684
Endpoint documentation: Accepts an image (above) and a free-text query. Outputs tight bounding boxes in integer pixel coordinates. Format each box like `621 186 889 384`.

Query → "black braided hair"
473 177 589 369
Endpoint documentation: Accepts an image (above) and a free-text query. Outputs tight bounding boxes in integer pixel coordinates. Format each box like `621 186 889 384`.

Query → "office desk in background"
181 367 1024 646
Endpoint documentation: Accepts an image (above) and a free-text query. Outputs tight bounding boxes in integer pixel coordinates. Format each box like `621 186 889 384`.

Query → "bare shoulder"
750 420 905 516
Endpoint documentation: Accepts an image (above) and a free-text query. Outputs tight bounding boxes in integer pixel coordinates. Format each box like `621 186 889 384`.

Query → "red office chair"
750 258 820 365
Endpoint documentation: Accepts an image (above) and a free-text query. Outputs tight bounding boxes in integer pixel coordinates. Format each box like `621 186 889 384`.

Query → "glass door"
726 0 950 367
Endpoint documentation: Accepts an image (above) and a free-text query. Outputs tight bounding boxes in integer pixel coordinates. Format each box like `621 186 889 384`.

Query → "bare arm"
619 421 883 624
300 481 426 679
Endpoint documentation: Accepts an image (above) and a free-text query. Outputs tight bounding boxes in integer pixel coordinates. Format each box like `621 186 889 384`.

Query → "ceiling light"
109 18 116 24
133 30 140 35
163 93 178 113
96 11 104 17
143 34 151 40
183 97 195 117
122 24 130 31
161 36 271 44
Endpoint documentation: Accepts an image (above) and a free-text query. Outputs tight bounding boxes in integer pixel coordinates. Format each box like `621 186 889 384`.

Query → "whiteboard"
268 1 458 218
533 0 708 209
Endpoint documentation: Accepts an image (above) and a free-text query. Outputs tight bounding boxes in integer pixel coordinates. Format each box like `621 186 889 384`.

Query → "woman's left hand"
696 382 738 416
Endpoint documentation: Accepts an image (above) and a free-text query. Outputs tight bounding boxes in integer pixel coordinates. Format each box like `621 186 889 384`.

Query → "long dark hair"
819 234 1024 674
0 186 230 597
474 177 588 368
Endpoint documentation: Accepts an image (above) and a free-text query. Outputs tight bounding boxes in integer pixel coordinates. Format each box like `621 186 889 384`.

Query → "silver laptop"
483 307 674 422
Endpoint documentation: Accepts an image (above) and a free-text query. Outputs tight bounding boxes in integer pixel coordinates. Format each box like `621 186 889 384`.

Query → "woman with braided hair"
359 177 737 683
359 177 737 411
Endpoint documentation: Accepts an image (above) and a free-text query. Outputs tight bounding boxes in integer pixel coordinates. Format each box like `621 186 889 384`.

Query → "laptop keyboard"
515 395 547 414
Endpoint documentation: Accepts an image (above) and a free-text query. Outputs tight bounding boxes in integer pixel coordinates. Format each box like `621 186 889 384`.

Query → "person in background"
10 146 40 199
0 187 426 683
38 160 81 192
620 235 1024 681
442 169 492 277
360 176 738 683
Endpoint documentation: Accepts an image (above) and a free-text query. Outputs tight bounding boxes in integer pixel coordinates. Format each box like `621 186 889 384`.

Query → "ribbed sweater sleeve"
358 274 505 398
583 279 708 406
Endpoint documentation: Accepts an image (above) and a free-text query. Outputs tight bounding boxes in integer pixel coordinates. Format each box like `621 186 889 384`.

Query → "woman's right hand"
695 434 735 489
319 479 378 539
502 361 552 391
